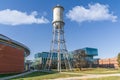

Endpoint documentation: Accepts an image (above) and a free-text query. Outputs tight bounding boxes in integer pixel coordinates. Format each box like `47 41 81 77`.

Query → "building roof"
0 34 30 56
83 47 98 56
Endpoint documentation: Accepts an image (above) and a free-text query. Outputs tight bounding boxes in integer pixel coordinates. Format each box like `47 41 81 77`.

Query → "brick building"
0 34 30 74
99 57 119 69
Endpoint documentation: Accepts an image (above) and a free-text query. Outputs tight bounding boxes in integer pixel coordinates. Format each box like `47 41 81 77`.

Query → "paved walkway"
0 70 35 80
52 73 120 80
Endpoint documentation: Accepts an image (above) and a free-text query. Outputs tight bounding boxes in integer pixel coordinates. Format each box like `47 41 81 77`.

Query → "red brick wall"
99 57 119 69
0 44 24 74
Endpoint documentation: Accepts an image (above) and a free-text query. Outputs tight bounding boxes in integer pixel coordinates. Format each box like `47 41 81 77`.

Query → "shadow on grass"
0 73 19 78
13 71 58 79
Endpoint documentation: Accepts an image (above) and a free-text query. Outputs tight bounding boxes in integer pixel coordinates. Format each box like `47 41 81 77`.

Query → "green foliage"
117 53 120 68
73 49 87 70
31 58 44 70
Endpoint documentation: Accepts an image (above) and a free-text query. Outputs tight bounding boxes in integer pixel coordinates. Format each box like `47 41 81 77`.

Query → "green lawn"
73 68 120 74
4 68 120 80
87 76 120 80
0 73 19 78
11 71 82 80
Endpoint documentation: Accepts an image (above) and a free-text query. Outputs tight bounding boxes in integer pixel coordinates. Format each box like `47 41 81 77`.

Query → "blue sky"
0 0 120 60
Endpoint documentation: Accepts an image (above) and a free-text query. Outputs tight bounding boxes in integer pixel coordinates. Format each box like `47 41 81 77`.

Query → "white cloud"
0 9 49 25
66 3 117 23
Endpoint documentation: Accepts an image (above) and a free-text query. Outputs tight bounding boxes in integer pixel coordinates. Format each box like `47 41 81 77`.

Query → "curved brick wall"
0 44 24 74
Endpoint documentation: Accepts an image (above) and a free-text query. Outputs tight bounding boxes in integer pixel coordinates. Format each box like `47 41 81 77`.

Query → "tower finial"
57 4 60 6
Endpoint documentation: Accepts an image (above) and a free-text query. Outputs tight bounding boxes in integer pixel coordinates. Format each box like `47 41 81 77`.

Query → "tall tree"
117 53 120 68
73 49 87 70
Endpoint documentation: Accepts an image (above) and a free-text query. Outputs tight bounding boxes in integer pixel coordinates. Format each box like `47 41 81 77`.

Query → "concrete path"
0 70 35 80
52 73 120 80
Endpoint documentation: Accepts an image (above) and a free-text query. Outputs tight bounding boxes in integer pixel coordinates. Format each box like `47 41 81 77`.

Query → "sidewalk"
0 70 35 80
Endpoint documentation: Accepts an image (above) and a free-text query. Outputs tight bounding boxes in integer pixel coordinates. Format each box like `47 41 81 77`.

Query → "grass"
0 73 19 78
2 68 120 80
11 71 82 80
87 76 120 80
73 68 120 74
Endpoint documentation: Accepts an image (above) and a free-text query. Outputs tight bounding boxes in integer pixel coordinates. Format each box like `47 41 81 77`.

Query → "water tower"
45 5 72 72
